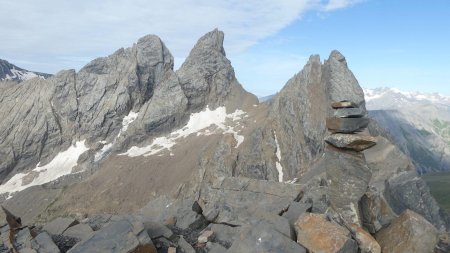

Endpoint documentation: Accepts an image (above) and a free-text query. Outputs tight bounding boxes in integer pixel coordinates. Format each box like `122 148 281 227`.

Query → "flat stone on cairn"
325 133 376 152
331 100 358 109
326 118 369 133
334 107 365 118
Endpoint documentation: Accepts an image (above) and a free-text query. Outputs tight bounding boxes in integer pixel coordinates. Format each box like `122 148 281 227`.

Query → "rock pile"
326 100 376 152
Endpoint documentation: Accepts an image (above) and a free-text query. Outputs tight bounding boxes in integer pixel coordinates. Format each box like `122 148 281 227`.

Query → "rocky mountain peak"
191 28 226 56
177 29 256 111
324 50 366 111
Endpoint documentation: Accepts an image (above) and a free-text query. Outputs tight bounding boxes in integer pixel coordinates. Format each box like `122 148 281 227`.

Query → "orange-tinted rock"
331 101 358 109
350 224 381 253
295 213 357 253
376 209 438 253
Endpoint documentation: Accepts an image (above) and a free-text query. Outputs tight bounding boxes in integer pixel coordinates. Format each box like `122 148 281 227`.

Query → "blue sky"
1 0 449 96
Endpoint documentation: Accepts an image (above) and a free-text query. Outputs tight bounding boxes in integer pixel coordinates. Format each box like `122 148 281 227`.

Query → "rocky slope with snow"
0 59 51 82
0 30 448 252
364 87 450 173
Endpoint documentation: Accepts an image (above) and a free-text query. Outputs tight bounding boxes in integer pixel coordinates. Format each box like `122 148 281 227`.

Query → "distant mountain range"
364 87 450 173
0 59 51 82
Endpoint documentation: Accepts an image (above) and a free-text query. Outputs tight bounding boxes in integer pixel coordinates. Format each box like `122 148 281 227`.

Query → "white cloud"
323 0 363 11
0 0 361 74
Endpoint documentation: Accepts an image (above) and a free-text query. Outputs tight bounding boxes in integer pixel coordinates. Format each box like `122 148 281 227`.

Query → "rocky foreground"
0 30 449 252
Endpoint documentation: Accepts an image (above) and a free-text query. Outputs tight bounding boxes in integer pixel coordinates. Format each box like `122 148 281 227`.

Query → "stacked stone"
325 100 376 152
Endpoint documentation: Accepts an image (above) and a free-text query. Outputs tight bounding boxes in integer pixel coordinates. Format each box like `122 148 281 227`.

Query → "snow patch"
3 67 45 81
120 111 138 134
0 140 88 197
121 107 246 157
274 131 283 182
94 111 139 161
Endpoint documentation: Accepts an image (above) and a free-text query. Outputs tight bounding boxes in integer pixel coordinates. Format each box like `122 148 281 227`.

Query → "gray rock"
68 218 156 253
42 217 79 235
326 117 370 133
282 202 311 236
83 214 112 231
334 107 365 117
62 224 93 241
31 232 60 253
325 133 376 151
143 221 173 240
227 223 306 253
14 227 33 250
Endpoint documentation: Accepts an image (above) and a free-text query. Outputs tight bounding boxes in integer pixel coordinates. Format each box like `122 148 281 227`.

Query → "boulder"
325 133 376 151
167 247 176 253
360 188 396 233
42 217 79 235
349 224 381 253
31 232 60 253
62 224 93 241
326 117 369 133
333 107 365 118
295 213 357 253
331 101 358 109
227 223 306 253
324 149 372 225
143 221 173 240
376 209 438 253
68 218 157 253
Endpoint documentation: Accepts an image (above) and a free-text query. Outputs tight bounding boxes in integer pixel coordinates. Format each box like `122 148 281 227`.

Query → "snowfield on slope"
122 107 247 157
0 141 88 198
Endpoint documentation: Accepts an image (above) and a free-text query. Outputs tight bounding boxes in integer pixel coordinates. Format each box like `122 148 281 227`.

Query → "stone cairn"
325 100 376 152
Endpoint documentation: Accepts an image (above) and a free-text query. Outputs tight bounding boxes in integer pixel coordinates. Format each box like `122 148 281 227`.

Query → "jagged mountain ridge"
0 58 51 82
364 87 450 173
0 30 448 252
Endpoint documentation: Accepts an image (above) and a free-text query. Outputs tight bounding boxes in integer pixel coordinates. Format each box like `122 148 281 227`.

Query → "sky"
0 0 449 97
